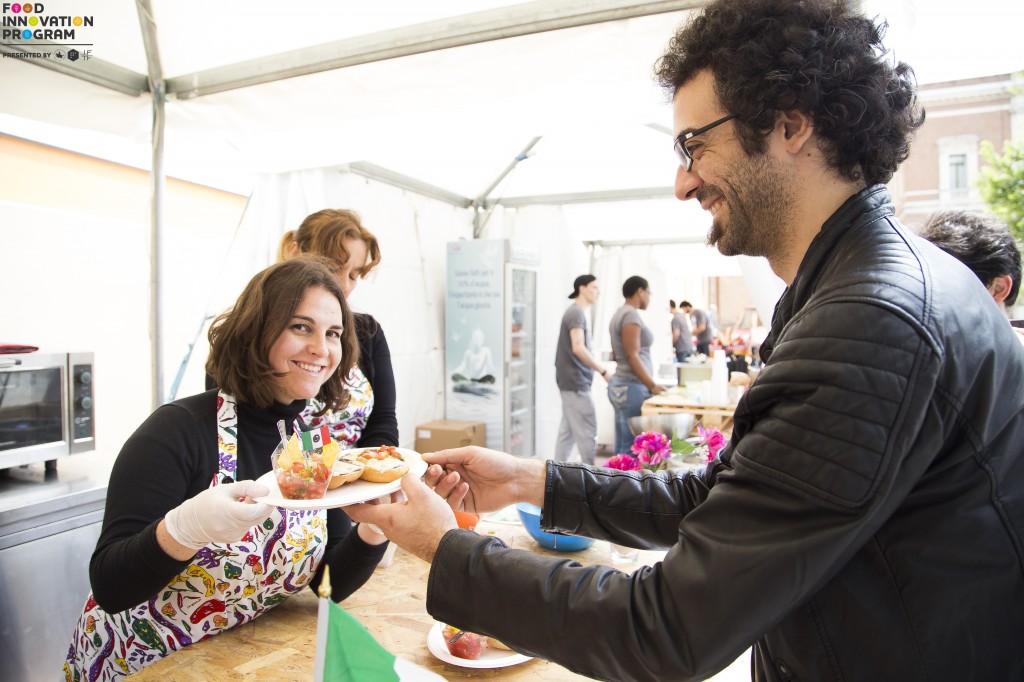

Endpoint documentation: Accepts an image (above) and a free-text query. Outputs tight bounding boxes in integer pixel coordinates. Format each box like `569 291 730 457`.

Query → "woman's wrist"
357 522 389 546
156 519 199 561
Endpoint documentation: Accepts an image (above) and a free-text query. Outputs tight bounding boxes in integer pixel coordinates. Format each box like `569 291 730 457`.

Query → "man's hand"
422 446 547 513
346 473 457 562
348 448 548 563
423 463 470 510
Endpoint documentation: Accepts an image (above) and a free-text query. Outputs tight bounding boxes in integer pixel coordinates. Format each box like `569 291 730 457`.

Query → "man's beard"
701 151 794 261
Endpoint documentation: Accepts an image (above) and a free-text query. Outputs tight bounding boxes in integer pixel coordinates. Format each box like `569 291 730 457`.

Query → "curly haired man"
349 2 1024 680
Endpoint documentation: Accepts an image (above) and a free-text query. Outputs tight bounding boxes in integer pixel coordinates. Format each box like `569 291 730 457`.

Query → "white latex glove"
164 480 273 550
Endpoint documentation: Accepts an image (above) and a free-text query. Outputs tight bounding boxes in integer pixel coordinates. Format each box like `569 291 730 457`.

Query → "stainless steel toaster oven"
0 351 95 469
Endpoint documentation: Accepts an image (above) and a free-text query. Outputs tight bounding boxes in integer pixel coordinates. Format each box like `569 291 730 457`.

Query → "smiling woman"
267 288 345 405
206 256 358 413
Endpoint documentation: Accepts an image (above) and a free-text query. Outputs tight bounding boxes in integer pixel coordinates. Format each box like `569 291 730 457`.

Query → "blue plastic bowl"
516 502 595 552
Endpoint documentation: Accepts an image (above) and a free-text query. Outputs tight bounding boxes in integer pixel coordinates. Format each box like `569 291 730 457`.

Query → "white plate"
426 622 532 669
252 448 426 510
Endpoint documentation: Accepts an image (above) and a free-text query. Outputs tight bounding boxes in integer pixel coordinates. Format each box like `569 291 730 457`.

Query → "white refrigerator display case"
445 239 539 455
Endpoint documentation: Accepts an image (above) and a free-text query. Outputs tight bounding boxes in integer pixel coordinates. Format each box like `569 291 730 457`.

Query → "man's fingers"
432 470 462 497
423 464 447 488
446 481 470 511
422 447 472 466
422 451 448 466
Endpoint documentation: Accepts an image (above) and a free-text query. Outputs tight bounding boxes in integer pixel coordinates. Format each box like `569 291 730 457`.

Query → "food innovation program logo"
2 3 95 61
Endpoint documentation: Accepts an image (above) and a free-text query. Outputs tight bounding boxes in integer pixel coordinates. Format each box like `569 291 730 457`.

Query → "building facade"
890 71 1024 228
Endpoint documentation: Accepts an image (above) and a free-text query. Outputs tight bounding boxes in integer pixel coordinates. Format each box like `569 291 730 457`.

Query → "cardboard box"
415 419 486 452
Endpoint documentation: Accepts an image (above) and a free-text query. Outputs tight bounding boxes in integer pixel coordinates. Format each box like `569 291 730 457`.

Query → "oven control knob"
76 396 93 410
78 370 92 385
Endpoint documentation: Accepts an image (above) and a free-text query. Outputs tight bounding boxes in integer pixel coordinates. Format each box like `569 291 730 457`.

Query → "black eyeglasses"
673 113 737 171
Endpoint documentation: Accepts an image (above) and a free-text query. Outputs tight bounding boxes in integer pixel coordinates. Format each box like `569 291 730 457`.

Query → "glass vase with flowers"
674 424 728 466
604 424 726 474
602 426 724 563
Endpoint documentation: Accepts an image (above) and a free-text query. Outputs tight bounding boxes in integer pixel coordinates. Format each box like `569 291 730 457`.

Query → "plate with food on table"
427 622 533 669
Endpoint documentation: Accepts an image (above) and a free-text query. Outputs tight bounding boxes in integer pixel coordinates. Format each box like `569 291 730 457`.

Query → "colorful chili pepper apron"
63 392 327 682
303 367 374 447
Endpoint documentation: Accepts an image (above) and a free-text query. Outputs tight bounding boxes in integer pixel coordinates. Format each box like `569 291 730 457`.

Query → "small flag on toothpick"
300 424 331 451
314 566 446 682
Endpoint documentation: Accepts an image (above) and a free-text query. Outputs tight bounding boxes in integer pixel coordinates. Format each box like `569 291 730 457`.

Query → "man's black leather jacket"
427 186 1024 681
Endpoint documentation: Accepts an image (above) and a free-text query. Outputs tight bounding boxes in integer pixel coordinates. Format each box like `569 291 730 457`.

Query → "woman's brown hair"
277 209 382 277
206 256 359 413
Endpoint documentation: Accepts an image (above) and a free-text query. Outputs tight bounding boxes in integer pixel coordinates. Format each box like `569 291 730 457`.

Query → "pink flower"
631 432 672 469
697 425 727 462
605 454 642 471
605 432 674 472
644 449 672 468
631 431 671 458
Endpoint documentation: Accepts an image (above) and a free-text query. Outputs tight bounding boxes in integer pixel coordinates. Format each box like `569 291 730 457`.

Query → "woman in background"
65 257 390 679
607 275 665 455
278 209 399 449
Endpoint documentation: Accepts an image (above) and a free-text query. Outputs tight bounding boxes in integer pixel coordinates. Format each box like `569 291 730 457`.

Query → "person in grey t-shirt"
669 299 693 362
682 300 713 355
608 276 665 455
554 274 610 464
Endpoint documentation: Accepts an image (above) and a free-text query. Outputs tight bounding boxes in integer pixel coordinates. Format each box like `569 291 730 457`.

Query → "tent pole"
472 137 541 238
149 87 166 409
137 0 167 409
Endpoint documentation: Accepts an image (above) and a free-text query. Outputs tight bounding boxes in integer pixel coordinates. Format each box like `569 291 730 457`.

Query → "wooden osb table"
130 517 665 681
640 393 738 433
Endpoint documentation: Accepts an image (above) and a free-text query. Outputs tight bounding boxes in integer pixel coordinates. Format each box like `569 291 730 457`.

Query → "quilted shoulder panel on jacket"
731 215 941 508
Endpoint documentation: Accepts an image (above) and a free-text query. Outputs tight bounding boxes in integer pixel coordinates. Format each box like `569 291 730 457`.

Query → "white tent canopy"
1 0 701 204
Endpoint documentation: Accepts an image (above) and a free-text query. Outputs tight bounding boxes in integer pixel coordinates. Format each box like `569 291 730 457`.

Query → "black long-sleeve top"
351 313 398 447
89 390 387 614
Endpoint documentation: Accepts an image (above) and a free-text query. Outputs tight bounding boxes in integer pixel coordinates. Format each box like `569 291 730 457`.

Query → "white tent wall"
0 182 245 457
1 201 150 457
735 256 787 328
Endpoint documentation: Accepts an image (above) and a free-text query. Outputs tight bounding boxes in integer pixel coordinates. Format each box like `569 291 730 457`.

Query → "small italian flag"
300 424 331 451
314 567 446 681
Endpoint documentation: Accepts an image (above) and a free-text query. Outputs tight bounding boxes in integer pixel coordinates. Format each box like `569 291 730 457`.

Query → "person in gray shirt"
682 300 712 355
554 274 610 464
669 299 693 361
608 276 665 454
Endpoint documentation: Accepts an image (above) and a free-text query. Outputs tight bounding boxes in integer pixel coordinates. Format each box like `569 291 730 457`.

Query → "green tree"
978 139 1024 243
